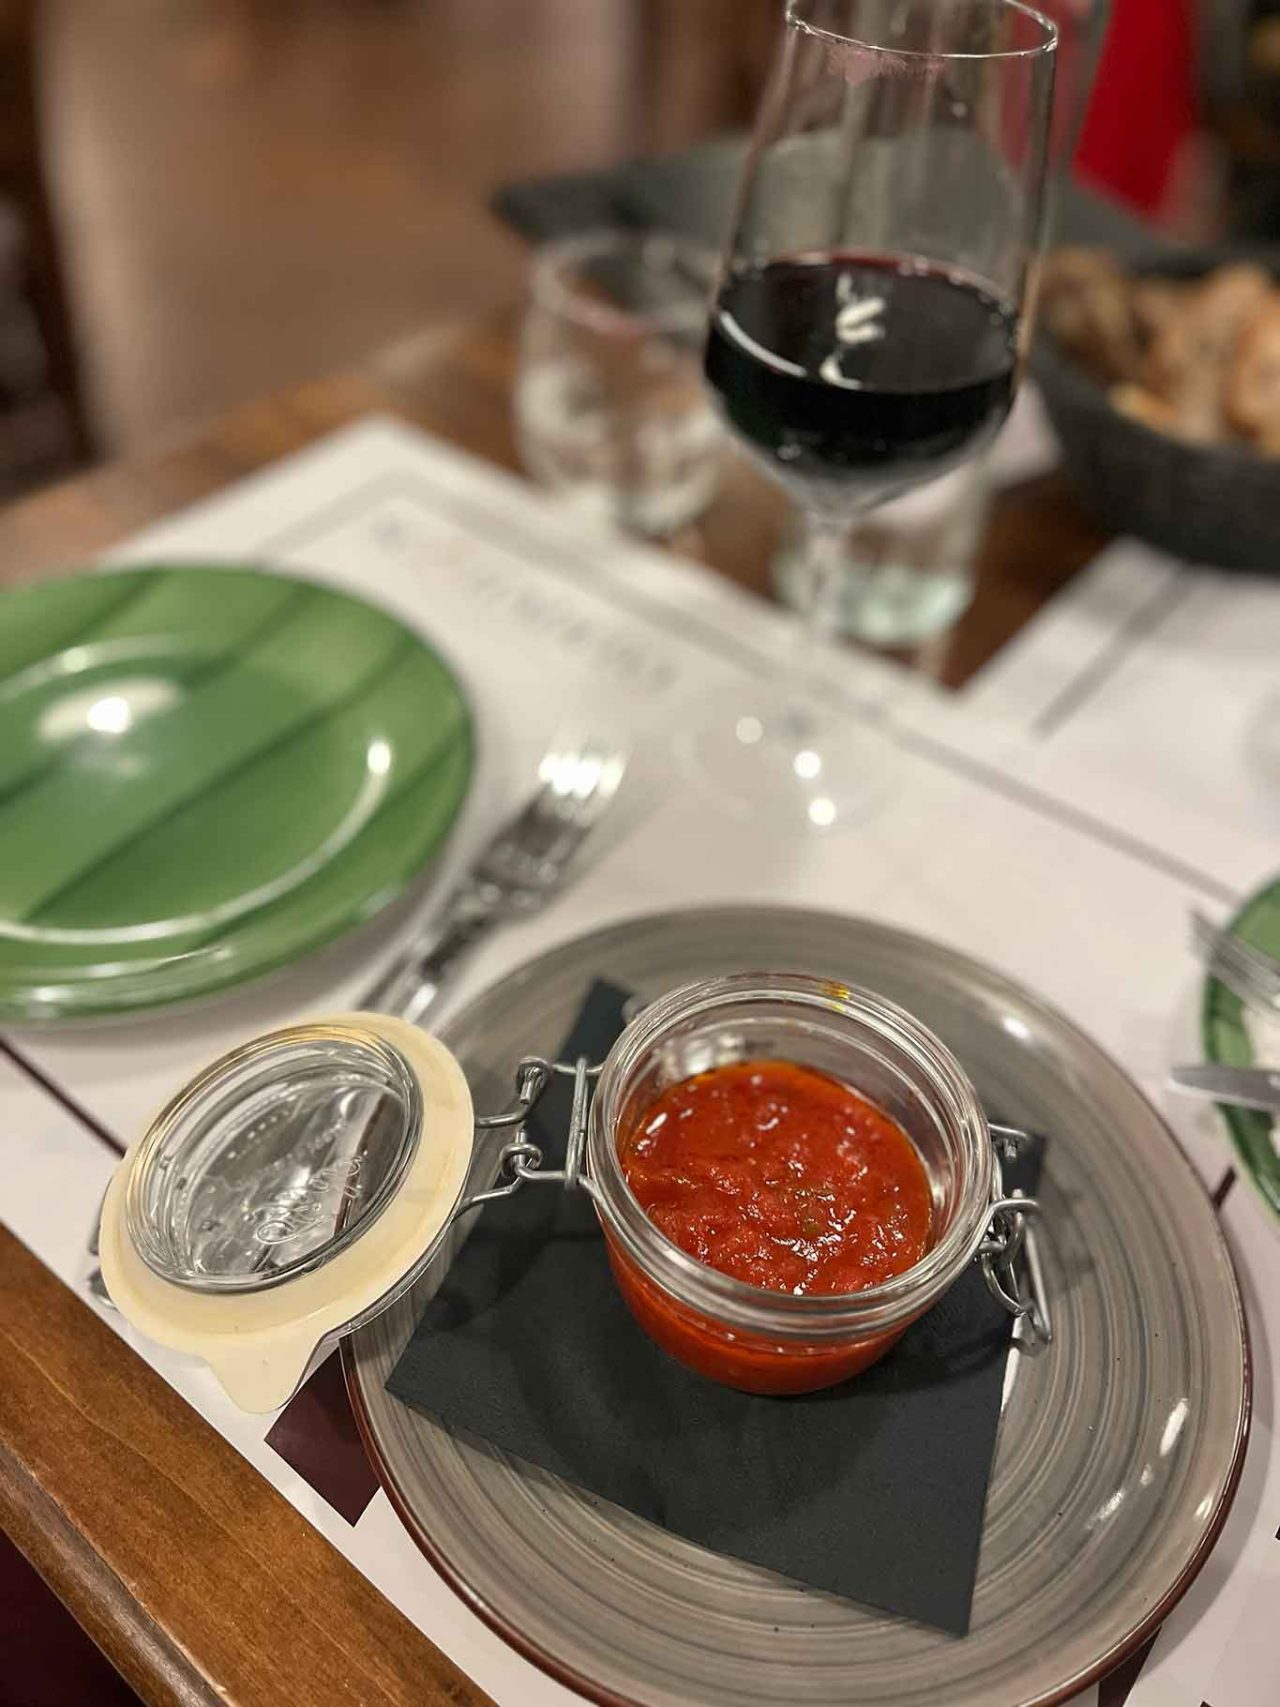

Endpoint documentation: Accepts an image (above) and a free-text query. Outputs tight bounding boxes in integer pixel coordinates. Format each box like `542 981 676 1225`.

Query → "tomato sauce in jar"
608 1059 934 1392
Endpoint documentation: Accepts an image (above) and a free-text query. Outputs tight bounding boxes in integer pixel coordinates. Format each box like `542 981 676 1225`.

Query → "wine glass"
691 0 1057 829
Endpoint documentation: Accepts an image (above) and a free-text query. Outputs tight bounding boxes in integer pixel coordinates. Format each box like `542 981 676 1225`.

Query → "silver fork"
1191 909 1280 1014
359 733 628 1025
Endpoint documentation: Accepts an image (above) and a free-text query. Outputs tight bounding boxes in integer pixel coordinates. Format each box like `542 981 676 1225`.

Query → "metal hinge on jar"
982 1124 1052 1345
455 1054 603 1214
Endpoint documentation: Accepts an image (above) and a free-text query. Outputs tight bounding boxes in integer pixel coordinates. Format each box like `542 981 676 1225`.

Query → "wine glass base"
677 691 888 832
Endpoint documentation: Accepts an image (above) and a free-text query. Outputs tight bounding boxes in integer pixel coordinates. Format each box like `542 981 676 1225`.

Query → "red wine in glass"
704 251 1018 505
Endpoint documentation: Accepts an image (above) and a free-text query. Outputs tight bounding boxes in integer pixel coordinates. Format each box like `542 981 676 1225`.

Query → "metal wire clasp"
453 1054 603 1216
980 1124 1052 1344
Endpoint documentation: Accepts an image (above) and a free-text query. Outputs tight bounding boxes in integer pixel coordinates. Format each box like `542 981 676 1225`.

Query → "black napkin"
388 982 1044 1635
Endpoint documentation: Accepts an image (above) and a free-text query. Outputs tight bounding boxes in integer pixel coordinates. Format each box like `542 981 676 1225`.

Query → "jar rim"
588 972 993 1342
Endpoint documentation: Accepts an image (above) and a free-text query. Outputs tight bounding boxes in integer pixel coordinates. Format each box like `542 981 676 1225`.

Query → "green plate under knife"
1202 873 1280 1223
0 565 472 1021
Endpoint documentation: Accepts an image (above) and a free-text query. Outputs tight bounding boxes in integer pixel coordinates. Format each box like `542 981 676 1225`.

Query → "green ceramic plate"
1202 874 1280 1222
0 564 472 1021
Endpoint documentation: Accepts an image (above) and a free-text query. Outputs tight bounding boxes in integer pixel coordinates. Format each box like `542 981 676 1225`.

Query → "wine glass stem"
792 505 871 693
768 508 858 747
800 511 851 647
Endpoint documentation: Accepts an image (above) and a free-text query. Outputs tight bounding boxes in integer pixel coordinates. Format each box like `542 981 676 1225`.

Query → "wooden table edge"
0 1227 493 1707
1 1411 223 1707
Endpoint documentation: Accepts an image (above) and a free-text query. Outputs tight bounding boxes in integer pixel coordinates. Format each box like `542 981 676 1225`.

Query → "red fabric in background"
1075 0 1200 214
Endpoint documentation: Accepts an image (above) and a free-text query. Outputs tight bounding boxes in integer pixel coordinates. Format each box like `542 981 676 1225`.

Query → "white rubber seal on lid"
99 1013 474 1412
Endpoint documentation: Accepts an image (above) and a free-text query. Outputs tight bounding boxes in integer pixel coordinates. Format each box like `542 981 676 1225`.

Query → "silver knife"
1169 1064 1280 1113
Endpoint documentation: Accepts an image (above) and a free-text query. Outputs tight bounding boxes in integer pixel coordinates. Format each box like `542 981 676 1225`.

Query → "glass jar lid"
99 1013 475 1412
125 1023 424 1293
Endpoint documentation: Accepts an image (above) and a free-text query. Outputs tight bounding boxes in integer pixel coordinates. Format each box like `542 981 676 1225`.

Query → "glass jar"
98 982 1041 1412
587 973 996 1394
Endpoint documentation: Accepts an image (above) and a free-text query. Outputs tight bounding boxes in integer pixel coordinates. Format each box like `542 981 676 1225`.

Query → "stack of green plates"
0 565 472 1021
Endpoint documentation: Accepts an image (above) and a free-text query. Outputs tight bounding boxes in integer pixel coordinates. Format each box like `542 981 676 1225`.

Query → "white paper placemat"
955 538 1280 901
2 417 1276 1707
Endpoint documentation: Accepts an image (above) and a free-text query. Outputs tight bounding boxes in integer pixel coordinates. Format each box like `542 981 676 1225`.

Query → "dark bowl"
1033 249 1280 572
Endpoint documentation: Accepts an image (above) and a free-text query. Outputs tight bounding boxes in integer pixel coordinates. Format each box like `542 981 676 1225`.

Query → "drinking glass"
692 0 1057 828
773 458 995 648
516 229 724 538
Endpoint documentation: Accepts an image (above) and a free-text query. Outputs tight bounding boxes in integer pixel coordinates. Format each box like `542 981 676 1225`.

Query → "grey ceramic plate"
346 908 1250 1707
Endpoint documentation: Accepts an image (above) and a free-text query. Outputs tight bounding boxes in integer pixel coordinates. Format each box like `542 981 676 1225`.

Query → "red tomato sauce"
619 1059 933 1296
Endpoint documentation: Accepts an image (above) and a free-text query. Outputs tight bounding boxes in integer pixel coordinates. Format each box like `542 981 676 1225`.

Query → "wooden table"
0 312 1109 1707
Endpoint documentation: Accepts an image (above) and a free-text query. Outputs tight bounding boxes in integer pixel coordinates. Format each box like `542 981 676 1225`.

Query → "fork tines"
1192 909 1280 1011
